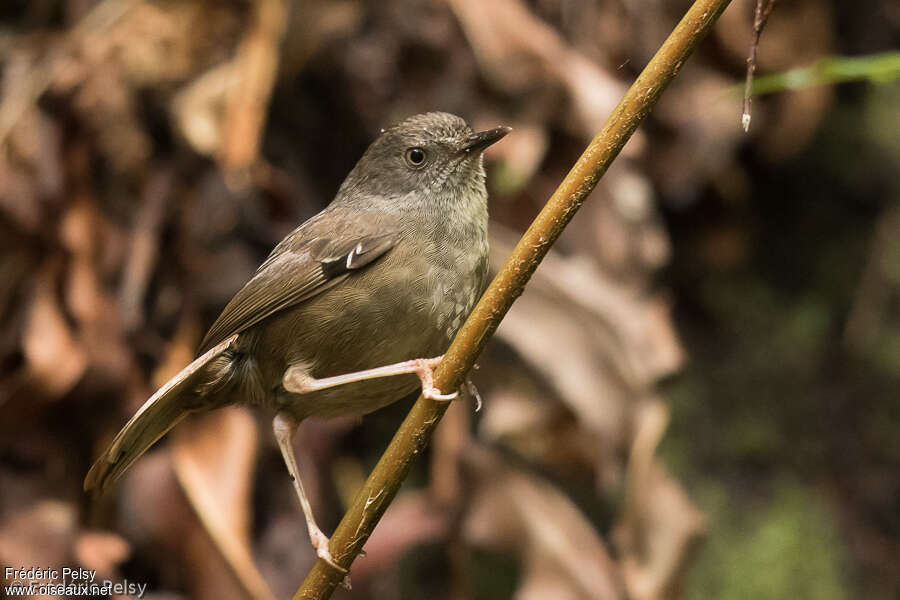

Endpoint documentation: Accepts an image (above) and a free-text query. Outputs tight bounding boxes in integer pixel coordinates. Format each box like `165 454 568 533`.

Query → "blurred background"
1 0 898 598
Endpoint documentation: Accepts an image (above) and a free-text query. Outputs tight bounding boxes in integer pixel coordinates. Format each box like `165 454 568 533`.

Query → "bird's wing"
198 212 398 353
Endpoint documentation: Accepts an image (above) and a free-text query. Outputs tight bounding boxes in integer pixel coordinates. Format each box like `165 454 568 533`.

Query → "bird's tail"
84 334 238 493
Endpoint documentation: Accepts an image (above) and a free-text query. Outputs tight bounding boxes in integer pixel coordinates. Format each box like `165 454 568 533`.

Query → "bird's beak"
461 126 512 154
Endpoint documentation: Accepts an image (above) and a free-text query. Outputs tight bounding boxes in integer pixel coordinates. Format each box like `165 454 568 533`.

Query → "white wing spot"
345 244 364 269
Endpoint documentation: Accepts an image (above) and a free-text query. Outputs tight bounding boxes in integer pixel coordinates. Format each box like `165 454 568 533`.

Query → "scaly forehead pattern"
387 112 472 145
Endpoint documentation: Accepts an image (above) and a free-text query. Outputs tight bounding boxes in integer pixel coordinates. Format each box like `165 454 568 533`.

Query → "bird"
84 111 509 570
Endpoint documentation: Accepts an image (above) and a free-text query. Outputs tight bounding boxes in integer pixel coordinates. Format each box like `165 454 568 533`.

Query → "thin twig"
294 0 733 596
742 0 778 131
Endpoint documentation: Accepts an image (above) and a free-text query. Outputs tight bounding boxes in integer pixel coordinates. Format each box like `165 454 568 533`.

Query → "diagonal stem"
294 0 733 596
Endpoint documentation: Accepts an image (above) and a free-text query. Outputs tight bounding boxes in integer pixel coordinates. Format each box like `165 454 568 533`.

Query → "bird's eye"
405 147 427 168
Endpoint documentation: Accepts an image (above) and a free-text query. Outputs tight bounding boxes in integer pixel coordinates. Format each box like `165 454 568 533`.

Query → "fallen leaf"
448 0 631 142
613 400 706 600
0 500 77 577
173 409 271 600
22 260 88 399
75 530 131 578
463 445 623 600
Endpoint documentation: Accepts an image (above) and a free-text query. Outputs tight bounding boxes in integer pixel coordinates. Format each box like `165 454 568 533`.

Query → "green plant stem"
294 0 732 596
746 52 900 95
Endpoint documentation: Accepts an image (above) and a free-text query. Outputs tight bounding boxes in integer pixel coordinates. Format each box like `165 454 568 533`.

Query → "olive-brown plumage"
85 112 509 569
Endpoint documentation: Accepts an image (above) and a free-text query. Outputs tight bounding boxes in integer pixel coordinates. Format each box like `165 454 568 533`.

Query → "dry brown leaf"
431 397 472 505
44 1 233 174
478 387 558 444
5 106 64 204
219 0 289 179
607 166 671 276
488 226 684 479
448 0 630 142
650 73 748 200
494 286 629 444
152 316 203 390
119 169 172 332
0 153 44 231
60 198 132 383
463 445 623 600
172 62 237 157
484 120 550 194
173 0 361 162
0 500 77 578
281 0 364 75
613 401 706 600
111 314 271 599
74 530 131 578
0 98 79 254
484 222 685 505
22 260 88 399
477 387 604 485
119 447 248 600
172 408 271 600
493 224 684 391
117 449 192 558
60 199 109 326
351 491 450 580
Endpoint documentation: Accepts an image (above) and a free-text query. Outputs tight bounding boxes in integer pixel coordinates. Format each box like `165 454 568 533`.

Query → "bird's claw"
416 356 458 401
464 377 482 412
310 528 348 574
423 387 458 401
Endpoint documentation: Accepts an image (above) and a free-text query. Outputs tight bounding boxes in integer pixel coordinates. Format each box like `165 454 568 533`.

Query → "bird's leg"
272 413 347 574
283 356 458 401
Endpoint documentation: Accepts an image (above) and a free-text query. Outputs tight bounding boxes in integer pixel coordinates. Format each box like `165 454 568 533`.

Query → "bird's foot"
309 527 348 575
413 356 458 401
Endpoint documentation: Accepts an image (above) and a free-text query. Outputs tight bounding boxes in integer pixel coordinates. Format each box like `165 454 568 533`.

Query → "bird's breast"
425 240 488 342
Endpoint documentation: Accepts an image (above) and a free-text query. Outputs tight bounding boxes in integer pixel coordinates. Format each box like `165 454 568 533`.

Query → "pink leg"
283 356 458 401
272 413 347 574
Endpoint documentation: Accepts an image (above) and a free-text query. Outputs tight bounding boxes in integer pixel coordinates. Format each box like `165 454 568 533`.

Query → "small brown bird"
85 112 509 569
